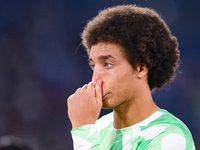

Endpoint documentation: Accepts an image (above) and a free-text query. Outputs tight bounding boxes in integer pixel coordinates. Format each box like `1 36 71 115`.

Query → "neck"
113 89 159 129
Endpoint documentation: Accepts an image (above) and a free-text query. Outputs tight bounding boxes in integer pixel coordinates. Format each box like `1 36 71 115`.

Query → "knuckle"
88 82 95 89
67 94 74 101
88 82 94 87
67 98 71 105
67 97 72 104
75 88 81 94
82 84 88 88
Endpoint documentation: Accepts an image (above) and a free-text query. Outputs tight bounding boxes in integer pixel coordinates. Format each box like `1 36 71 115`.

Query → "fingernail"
97 80 102 86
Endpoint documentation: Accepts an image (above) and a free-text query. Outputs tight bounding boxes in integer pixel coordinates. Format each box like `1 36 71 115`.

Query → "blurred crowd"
0 0 199 149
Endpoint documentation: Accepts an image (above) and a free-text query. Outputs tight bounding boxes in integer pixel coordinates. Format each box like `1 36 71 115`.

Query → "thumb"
95 80 103 105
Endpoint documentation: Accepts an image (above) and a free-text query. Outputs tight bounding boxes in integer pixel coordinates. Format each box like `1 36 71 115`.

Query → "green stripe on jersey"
71 109 195 150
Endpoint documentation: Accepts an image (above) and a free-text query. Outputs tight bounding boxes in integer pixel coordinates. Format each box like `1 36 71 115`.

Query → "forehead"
89 42 125 60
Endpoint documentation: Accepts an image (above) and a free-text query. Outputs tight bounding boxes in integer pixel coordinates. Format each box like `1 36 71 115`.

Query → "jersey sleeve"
71 124 100 150
142 128 195 150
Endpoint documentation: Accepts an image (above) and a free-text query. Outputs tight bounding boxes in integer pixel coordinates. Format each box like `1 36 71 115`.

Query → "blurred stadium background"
0 0 199 149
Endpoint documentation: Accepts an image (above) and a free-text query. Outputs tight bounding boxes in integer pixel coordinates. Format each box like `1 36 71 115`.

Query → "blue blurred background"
0 0 199 149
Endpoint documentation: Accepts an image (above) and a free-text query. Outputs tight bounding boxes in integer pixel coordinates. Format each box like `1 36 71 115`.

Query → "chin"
102 99 114 109
102 105 112 109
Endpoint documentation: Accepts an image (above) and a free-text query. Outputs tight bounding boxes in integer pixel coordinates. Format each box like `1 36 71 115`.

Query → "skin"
67 42 159 129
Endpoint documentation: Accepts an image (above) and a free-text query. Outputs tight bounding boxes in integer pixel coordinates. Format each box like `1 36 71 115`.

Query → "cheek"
108 74 129 93
102 68 135 93
115 73 136 94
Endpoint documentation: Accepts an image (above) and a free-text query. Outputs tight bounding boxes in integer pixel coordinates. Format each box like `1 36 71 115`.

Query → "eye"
89 63 95 70
105 63 112 68
91 65 95 69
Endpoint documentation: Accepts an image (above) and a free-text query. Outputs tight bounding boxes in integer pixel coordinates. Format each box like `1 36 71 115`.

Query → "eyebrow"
89 55 115 62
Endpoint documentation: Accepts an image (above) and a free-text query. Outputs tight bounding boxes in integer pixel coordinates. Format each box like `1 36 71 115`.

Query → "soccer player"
67 5 195 149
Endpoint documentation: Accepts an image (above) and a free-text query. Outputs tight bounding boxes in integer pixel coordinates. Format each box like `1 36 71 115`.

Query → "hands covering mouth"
67 80 103 129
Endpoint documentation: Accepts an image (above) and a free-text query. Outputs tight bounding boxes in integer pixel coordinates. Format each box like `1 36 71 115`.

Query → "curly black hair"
81 5 180 90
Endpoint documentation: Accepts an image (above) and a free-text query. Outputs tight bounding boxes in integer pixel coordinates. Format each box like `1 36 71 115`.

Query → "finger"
95 80 102 105
87 82 95 89
75 88 81 94
86 82 95 94
91 82 96 87
82 84 88 90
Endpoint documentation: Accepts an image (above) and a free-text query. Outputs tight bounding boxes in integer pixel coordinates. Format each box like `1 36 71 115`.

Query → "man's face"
89 42 141 109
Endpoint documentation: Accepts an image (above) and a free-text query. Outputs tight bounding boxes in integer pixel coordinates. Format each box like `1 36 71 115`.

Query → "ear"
136 64 148 79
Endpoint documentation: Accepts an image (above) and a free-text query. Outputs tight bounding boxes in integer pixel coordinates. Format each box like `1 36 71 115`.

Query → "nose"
92 67 102 84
